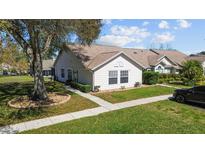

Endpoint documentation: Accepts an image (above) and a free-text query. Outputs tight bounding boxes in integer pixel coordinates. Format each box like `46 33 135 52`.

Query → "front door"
67 69 73 81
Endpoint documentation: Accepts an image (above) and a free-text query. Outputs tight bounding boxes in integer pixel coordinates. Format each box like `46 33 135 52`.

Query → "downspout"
91 70 95 91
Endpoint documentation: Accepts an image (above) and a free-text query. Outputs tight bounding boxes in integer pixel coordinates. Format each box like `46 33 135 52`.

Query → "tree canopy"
0 19 102 101
181 60 204 84
0 37 28 73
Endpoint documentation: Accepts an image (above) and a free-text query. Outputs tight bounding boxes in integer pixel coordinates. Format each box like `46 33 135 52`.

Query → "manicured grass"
0 75 33 83
0 77 98 126
23 100 205 134
0 75 51 83
94 86 175 103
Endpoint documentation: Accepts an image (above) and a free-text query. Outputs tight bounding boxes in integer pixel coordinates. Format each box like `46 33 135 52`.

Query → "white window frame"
120 70 128 83
108 70 118 85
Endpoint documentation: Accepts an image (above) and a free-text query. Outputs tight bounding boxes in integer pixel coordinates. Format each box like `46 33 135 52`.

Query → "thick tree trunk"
31 50 48 101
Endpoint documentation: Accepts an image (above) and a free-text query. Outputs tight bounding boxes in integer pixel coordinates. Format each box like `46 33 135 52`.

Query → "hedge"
143 71 159 85
158 73 182 83
70 81 91 93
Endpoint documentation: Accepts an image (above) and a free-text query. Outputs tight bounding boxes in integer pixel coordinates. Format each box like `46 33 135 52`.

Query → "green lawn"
0 76 98 126
23 100 205 134
0 75 51 83
94 86 175 103
0 75 33 83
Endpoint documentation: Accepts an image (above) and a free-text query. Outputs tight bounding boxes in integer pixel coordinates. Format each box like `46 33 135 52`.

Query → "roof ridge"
99 51 119 54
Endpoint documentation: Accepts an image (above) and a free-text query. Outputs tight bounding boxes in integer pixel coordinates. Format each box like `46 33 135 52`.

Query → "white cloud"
98 25 150 47
102 19 112 25
98 35 141 46
111 25 150 38
153 32 175 43
158 20 169 29
142 21 149 26
177 19 191 29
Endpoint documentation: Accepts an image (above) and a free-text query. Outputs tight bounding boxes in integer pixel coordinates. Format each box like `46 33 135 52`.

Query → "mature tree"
181 60 204 83
0 20 102 101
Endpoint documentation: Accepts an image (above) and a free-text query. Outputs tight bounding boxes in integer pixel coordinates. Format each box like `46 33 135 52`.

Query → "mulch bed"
8 93 71 109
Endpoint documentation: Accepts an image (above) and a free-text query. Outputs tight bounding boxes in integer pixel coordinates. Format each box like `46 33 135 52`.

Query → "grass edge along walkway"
0 94 171 133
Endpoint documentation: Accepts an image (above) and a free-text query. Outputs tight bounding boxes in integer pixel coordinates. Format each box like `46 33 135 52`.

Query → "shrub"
159 73 182 83
70 81 91 93
183 79 195 86
143 71 159 85
181 60 203 85
65 79 72 85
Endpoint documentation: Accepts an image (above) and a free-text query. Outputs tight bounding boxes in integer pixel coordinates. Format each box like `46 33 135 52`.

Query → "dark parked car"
173 86 205 103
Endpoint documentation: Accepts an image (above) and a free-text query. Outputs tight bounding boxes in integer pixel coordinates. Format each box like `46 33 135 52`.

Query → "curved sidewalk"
0 87 172 134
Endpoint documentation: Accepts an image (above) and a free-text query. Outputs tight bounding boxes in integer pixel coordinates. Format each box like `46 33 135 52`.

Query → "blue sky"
95 19 205 55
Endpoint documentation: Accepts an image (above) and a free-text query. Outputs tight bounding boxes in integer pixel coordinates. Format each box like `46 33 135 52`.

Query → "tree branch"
43 34 53 52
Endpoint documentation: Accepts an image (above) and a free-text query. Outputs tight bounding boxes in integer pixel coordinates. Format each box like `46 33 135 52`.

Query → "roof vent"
141 50 143 52
134 51 137 54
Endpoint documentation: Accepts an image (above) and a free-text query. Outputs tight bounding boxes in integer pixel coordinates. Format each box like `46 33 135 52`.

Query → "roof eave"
91 51 146 71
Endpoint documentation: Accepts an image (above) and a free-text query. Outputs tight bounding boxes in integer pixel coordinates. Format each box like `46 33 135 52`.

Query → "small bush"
143 71 159 85
70 81 91 93
182 78 195 86
158 78 165 84
181 60 204 83
159 73 182 82
65 79 72 85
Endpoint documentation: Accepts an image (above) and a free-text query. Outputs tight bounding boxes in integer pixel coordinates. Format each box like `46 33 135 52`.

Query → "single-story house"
186 55 205 74
0 63 15 75
54 44 187 91
42 60 55 76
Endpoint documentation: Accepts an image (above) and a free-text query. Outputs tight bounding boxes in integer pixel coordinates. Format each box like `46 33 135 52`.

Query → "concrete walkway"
0 86 172 134
157 84 179 89
66 86 118 110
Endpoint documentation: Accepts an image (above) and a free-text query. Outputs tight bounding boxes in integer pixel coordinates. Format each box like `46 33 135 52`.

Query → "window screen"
109 71 118 84
120 70 128 83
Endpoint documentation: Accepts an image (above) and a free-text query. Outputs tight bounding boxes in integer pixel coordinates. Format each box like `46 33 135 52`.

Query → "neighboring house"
54 44 187 91
125 49 187 74
186 55 205 74
42 60 55 76
0 63 14 75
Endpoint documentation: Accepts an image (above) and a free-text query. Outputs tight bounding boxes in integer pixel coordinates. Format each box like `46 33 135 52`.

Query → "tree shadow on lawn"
0 82 43 126
0 81 74 126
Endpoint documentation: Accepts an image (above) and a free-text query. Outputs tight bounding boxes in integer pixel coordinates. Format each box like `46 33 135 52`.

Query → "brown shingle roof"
63 44 187 70
148 55 165 66
151 49 187 66
42 59 54 70
123 49 156 68
186 55 205 63
87 51 120 69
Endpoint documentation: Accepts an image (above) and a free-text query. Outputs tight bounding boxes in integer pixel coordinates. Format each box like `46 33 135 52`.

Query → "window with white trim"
120 70 128 83
109 71 118 84
61 69 65 78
